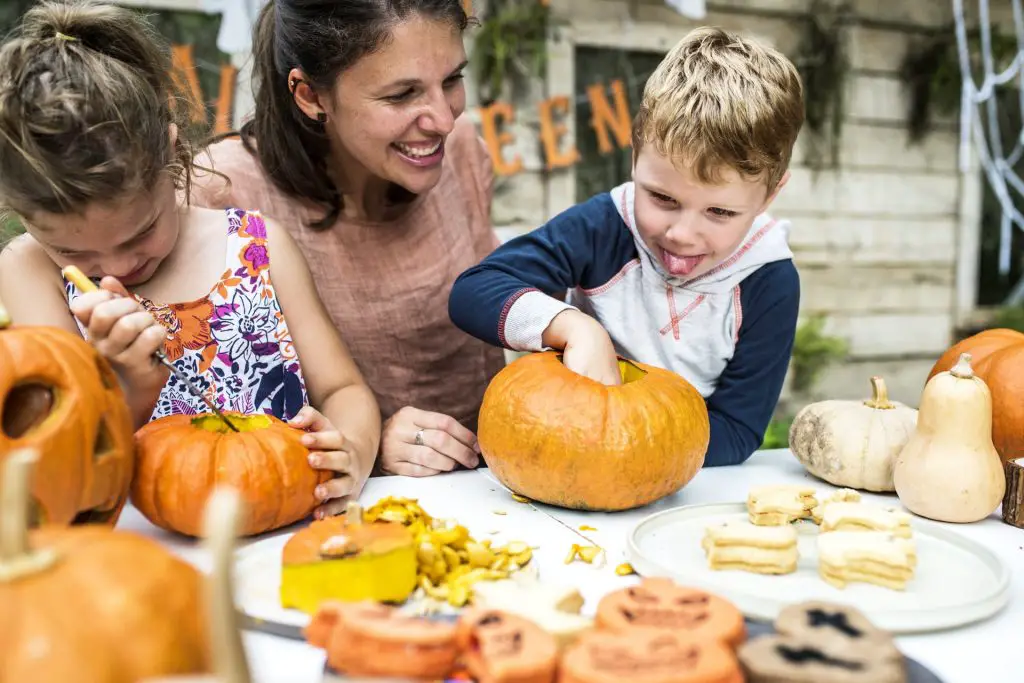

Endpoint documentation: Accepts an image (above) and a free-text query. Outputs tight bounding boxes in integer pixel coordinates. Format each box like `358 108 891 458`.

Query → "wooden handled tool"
62 265 240 432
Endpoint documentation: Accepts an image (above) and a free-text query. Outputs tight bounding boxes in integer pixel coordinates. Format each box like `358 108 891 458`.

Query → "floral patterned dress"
65 208 309 423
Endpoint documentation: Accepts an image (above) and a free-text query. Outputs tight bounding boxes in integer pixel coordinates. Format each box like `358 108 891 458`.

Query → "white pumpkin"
788 376 918 492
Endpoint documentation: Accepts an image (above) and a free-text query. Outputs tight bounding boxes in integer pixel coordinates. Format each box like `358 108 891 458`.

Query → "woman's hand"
379 406 480 477
68 275 169 391
290 406 369 518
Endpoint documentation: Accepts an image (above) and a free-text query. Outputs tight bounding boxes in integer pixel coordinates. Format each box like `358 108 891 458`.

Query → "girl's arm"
264 218 381 509
0 236 166 428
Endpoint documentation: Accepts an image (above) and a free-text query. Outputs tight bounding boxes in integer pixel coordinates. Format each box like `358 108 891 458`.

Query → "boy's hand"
290 406 367 518
544 309 622 386
68 275 168 391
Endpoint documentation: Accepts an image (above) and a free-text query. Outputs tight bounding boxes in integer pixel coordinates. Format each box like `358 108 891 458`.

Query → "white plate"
234 532 309 630
626 502 1011 634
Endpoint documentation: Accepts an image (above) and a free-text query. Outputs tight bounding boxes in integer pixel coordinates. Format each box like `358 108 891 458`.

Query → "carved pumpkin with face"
0 317 134 526
595 578 746 648
560 629 742 683
455 609 559 683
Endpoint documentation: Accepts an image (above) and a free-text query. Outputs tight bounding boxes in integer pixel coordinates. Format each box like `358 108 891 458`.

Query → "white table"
117 448 1024 683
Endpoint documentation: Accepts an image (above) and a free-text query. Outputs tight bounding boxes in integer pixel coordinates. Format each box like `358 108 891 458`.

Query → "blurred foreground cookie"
304 601 459 678
559 629 743 683
775 601 902 661
456 608 558 683
594 577 745 648
701 521 798 575
737 634 906 683
817 531 917 590
810 489 861 524
747 485 817 525
819 502 913 538
471 578 593 648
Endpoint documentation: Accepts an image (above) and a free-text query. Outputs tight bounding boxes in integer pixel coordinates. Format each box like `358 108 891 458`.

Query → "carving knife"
62 265 240 432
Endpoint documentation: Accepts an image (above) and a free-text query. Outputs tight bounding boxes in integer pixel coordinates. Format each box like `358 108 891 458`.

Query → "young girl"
0 0 379 518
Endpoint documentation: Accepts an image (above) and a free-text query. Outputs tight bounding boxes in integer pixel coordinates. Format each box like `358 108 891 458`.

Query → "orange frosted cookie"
456 608 559 683
559 629 743 683
595 578 745 648
305 601 459 679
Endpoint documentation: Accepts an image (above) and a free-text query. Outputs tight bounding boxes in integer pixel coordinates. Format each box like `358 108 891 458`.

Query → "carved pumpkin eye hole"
478 613 504 627
92 420 114 462
28 496 46 527
2 383 56 438
626 588 658 603
677 595 710 606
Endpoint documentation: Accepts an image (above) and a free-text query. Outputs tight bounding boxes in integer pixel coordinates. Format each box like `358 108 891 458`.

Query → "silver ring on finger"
414 428 425 447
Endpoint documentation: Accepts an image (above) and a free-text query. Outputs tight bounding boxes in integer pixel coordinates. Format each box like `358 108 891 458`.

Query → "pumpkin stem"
950 352 975 379
0 449 56 580
202 487 252 683
863 376 895 409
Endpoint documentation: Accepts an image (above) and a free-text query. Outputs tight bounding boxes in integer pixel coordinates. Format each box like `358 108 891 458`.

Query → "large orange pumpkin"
477 352 710 511
131 412 332 537
0 302 134 526
1 449 209 682
928 328 1024 463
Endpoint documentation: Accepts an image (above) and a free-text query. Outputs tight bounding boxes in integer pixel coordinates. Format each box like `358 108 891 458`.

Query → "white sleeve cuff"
501 290 576 352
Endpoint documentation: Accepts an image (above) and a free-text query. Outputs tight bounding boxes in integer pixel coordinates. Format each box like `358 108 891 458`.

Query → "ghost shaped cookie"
559 629 743 683
456 608 559 683
775 601 902 660
594 578 746 648
737 634 906 683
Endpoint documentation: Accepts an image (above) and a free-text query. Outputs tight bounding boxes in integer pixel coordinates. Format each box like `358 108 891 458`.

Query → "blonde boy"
449 27 805 466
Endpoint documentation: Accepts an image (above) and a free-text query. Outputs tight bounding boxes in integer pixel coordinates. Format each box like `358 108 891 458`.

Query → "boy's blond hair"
632 26 804 192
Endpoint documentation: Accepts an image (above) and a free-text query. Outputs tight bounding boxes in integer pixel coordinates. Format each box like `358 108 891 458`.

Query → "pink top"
191 117 506 430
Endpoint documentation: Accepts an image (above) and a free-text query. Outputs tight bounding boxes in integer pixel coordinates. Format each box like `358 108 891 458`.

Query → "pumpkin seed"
579 525 598 532
493 509 508 516
615 562 636 576
511 493 531 503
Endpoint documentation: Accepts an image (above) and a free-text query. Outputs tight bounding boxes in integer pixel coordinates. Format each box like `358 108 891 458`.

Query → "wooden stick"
1002 459 1024 529
203 487 251 683
0 449 57 581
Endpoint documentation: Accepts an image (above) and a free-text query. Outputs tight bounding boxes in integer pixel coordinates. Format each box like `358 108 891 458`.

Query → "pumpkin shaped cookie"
595 578 745 648
305 601 460 679
456 608 559 683
559 629 743 683
737 634 906 683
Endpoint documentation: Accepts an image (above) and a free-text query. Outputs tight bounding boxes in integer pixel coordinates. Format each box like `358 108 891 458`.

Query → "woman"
192 0 506 478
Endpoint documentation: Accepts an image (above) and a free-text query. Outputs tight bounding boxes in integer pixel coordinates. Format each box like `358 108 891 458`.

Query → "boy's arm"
704 260 801 467
449 193 634 351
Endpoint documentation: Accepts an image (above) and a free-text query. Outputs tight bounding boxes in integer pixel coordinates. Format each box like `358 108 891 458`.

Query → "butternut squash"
893 353 1005 523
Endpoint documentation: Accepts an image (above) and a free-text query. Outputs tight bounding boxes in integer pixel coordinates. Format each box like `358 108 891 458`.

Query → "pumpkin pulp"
192 413 272 433
556 355 649 385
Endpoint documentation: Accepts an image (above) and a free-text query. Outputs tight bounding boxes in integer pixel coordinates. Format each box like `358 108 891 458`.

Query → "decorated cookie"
594 578 745 648
747 485 817 525
559 629 742 683
472 578 594 648
701 521 799 575
304 600 460 678
775 601 902 661
737 634 906 683
456 608 559 683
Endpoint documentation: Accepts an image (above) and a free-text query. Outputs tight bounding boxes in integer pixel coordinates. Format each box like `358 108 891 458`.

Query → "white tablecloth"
116 448 1023 683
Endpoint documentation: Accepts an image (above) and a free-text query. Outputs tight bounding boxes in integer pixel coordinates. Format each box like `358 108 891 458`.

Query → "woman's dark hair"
242 0 471 229
0 0 192 218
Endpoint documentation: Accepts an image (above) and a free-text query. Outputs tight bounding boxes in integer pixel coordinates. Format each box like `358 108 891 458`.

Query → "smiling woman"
192 0 506 479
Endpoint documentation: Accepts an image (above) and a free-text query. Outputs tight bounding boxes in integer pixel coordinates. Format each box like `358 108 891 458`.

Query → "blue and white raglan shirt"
449 181 800 467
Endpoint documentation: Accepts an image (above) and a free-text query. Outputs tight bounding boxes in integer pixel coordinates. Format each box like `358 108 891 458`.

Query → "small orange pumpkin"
131 412 331 537
927 328 1024 462
0 299 134 526
477 352 710 511
0 449 209 682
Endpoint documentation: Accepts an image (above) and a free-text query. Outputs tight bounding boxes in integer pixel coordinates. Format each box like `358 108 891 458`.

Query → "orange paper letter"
169 44 207 125
587 79 632 154
479 102 523 176
538 95 579 170
214 64 238 134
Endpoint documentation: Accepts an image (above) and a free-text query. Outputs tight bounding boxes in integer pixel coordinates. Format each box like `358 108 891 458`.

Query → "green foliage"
791 315 849 394
1 213 24 246
761 415 794 450
472 0 549 105
992 305 1024 333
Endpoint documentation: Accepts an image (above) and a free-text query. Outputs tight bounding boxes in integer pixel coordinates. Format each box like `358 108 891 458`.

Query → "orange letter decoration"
538 95 579 171
213 64 238 134
479 102 523 176
169 44 207 125
587 79 632 154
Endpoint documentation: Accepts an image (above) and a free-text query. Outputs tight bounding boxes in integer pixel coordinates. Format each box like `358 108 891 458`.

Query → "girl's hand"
290 406 367 518
379 406 480 477
68 275 168 391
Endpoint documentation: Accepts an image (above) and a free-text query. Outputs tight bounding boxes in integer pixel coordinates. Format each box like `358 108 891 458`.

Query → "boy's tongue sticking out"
660 249 705 277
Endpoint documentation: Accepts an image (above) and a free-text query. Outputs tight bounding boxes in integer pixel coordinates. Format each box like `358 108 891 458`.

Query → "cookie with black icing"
775 601 901 661
737 634 906 683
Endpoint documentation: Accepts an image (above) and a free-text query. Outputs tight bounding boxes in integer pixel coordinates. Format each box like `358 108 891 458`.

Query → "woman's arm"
264 218 381 508
0 236 167 428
